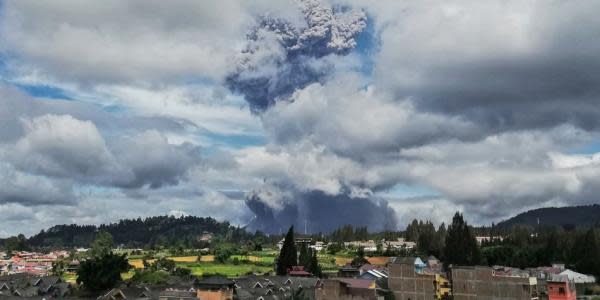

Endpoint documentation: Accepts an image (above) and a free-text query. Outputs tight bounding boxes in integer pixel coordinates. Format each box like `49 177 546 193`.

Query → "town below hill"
0 210 598 299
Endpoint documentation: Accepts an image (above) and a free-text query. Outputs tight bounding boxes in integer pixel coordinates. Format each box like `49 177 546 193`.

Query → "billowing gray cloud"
8 114 201 189
0 163 75 206
371 0 600 134
226 0 366 111
0 86 202 190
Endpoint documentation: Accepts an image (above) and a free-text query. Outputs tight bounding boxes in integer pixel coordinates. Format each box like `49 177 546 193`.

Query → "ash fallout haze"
0 0 599 236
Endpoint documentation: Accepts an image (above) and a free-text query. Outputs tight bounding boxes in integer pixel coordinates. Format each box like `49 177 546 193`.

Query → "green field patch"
176 262 272 278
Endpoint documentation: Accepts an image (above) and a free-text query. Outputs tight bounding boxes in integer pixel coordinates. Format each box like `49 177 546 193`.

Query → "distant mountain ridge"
27 215 251 248
497 204 600 229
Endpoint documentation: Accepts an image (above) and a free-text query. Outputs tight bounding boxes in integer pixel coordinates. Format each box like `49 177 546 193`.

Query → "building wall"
451 267 538 300
547 281 576 300
315 280 377 300
435 274 451 299
389 263 436 300
196 289 233 300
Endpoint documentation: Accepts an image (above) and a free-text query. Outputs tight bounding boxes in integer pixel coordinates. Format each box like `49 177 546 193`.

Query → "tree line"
277 226 322 277
406 212 600 279
22 215 253 249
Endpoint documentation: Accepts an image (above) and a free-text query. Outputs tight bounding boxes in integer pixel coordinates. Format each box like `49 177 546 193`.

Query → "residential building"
288 265 312 277
195 276 234 300
359 264 388 282
338 265 360 278
344 240 378 252
310 241 325 252
383 238 417 250
547 274 576 300
276 237 314 250
234 275 322 300
99 286 155 300
0 274 71 298
159 290 197 300
316 278 378 300
557 269 596 284
451 266 538 300
388 257 438 300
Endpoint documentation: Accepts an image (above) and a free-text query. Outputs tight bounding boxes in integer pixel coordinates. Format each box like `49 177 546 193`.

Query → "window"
559 287 565 294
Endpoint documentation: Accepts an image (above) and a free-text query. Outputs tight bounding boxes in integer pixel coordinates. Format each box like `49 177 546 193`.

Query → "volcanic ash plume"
226 0 367 112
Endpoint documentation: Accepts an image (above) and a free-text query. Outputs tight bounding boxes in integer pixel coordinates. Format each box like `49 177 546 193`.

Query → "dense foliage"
497 204 600 228
2 234 30 253
444 212 480 266
89 230 114 257
405 212 600 279
406 219 447 257
27 215 252 248
276 226 297 275
76 253 130 291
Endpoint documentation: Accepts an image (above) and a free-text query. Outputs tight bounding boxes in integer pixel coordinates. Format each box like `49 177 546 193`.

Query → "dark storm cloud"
402 57 600 133
246 188 397 234
377 1 600 135
226 0 366 111
0 166 76 206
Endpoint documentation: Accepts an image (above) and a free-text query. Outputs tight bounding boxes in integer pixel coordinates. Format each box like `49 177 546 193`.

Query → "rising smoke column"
226 0 367 112
245 185 397 234
227 0 396 233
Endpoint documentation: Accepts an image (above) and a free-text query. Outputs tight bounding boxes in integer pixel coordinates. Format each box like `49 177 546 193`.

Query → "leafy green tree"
434 223 447 257
76 253 130 291
417 221 436 254
405 219 420 242
154 257 176 272
307 249 322 277
327 242 343 255
89 231 114 257
351 247 369 268
444 212 480 267
214 245 233 263
3 234 30 253
276 226 297 275
298 243 310 268
571 228 600 278
51 260 66 277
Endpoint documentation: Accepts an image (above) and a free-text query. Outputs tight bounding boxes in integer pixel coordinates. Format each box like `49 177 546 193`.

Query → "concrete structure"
388 257 439 300
547 275 576 300
316 278 378 300
195 276 234 300
451 266 538 300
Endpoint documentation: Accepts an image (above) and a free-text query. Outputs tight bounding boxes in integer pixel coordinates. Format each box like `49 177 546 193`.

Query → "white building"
559 269 596 283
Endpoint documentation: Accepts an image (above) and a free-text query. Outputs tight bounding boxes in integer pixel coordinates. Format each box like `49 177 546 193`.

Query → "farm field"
176 262 272 277
124 249 386 278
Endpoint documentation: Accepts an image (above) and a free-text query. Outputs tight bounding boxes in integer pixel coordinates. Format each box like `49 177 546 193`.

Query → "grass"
125 249 358 278
61 273 77 284
231 255 275 264
121 270 135 280
176 262 272 277
168 256 199 263
130 270 170 284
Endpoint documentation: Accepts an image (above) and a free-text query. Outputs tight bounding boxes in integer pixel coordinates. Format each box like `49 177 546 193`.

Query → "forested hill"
497 204 600 229
27 215 251 248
